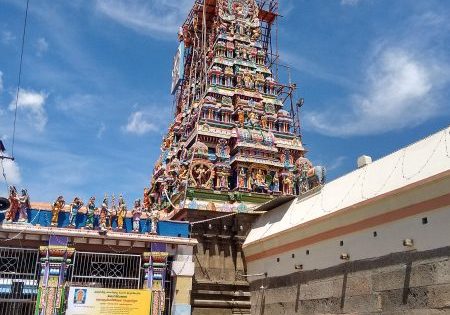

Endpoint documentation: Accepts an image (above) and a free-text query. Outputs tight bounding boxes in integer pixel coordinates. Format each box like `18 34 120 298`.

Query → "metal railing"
69 251 142 289
0 247 40 315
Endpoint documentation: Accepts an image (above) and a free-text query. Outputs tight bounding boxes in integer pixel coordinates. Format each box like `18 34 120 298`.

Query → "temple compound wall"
249 247 450 314
243 127 450 314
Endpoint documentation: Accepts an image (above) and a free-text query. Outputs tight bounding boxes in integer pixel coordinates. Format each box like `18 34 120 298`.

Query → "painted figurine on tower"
5 186 19 223
69 197 84 227
131 199 142 233
51 195 65 226
86 196 96 229
117 194 127 230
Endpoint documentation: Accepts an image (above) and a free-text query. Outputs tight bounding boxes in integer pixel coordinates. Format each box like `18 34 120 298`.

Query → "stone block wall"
249 247 450 314
189 211 255 315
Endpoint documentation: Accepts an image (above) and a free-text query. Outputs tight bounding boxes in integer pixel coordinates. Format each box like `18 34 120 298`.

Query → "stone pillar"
207 235 221 280
143 243 169 315
36 235 74 315
171 245 195 315
234 236 246 281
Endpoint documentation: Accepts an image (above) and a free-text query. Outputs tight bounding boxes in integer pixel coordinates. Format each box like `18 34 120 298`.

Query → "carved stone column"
36 235 74 315
143 248 169 315
234 235 246 282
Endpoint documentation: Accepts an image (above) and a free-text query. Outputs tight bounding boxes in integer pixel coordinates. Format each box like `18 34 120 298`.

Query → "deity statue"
261 115 268 129
220 173 228 189
238 167 246 188
251 27 261 41
143 188 151 211
110 195 117 229
247 111 258 127
243 71 254 89
117 194 127 230
69 197 84 227
149 207 159 235
206 168 215 189
195 165 207 186
229 21 235 36
17 189 30 223
131 199 142 233
255 169 265 186
236 72 243 87
283 174 294 195
86 196 96 230
179 165 188 182
216 139 230 160
99 195 109 231
247 171 255 190
273 172 280 192
237 109 245 127
240 46 248 60
51 195 65 226
5 186 20 223
219 20 227 34
225 66 233 76
232 2 244 17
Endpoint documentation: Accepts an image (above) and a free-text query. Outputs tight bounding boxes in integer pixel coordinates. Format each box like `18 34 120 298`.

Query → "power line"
11 0 31 159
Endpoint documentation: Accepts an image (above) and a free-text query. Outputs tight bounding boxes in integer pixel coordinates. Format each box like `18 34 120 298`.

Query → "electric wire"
1 159 9 194
11 0 30 158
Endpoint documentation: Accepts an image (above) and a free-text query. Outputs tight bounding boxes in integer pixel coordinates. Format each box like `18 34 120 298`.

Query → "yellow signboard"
66 287 151 315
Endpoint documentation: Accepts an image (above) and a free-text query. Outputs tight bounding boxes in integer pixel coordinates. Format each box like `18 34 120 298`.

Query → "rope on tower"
190 212 237 225
163 188 177 209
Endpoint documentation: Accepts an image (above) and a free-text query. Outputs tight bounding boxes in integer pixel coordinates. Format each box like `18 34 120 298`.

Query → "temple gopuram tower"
149 0 324 313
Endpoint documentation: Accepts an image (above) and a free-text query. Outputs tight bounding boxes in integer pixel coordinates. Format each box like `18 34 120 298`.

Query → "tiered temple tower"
149 0 324 313
151 0 323 216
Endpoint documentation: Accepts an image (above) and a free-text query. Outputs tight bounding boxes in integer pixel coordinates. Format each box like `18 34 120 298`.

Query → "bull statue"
294 157 326 194
306 165 326 188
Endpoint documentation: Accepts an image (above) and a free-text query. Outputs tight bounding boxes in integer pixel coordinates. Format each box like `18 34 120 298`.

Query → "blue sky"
0 0 449 205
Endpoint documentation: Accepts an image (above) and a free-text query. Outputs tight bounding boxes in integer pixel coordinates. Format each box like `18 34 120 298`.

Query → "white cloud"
36 37 49 56
56 93 98 113
95 0 192 38
0 159 21 186
97 122 106 139
9 89 48 132
305 48 447 136
304 11 450 137
123 111 158 135
1 30 16 44
341 0 360 6
327 156 347 171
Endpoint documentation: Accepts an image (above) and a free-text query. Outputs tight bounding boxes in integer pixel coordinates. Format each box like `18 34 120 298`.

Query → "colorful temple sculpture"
146 0 325 314
0 190 167 234
0 187 195 315
149 0 324 216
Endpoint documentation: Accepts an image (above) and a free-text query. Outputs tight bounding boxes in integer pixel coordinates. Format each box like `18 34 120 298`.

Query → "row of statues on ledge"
2 187 160 235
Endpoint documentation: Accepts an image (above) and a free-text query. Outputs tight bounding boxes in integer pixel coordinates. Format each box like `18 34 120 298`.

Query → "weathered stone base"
250 247 450 314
